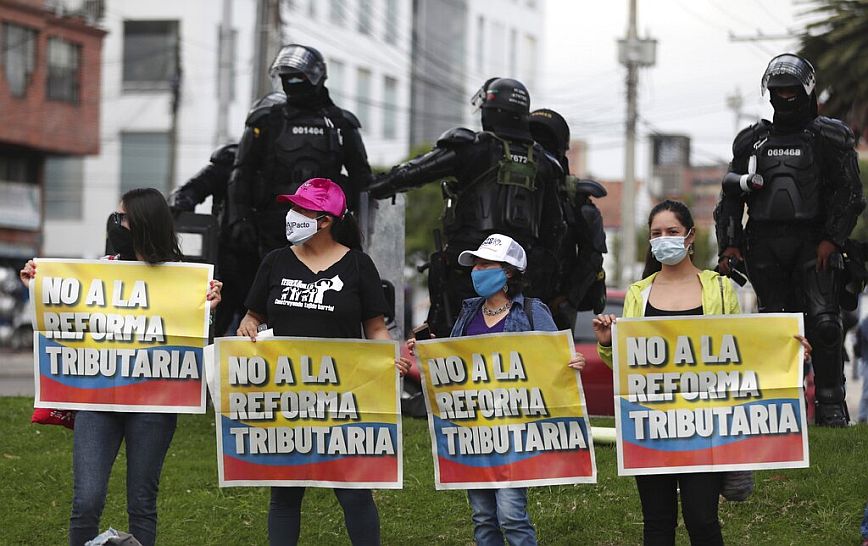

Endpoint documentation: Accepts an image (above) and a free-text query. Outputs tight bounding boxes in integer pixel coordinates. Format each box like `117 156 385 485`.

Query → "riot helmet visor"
269 44 326 86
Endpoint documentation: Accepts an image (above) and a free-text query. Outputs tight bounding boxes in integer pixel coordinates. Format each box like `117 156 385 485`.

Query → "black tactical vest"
257 108 344 209
748 130 822 222
444 134 545 246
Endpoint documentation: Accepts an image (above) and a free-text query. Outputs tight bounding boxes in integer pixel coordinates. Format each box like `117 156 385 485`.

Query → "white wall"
463 0 545 128
44 0 257 257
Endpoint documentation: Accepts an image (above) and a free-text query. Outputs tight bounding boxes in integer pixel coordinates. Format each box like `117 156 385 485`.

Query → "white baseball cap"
458 234 527 272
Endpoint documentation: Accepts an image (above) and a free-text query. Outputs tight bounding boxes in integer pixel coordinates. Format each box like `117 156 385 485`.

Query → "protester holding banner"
593 200 737 546
20 187 222 546
237 177 397 546
406 233 585 546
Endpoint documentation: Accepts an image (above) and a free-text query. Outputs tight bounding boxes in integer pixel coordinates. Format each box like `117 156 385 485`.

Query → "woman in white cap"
408 233 585 546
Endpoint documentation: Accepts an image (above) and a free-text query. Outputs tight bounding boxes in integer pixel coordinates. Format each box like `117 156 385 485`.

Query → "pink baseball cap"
277 178 348 218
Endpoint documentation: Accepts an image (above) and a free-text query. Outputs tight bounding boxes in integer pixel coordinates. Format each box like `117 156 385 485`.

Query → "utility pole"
617 0 655 285
167 28 182 192
252 0 281 102
216 0 233 145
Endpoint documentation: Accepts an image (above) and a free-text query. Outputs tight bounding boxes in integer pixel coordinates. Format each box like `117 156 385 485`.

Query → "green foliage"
2 398 867 544
799 0 868 131
848 158 868 241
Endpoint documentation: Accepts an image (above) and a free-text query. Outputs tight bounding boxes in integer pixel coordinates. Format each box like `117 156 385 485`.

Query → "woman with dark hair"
405 233 585 546
20 187 222 546
237 177 407 546
592 200 808 546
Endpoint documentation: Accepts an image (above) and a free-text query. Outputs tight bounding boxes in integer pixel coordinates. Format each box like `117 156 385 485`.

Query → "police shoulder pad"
732 120 771 157
245 103 280 127
574 179 608 198
210 143 238 166
810 116 855 149
435 127 478 147
340 109 362 129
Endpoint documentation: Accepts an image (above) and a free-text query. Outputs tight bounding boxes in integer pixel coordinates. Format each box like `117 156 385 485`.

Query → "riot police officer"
529 108 608 331
226 44 373 259
714 53 864 426
170 143 237 216
368 78 565 336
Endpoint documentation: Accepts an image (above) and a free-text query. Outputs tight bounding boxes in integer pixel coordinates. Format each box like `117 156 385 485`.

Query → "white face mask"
650 235 689 265
285 209 323 245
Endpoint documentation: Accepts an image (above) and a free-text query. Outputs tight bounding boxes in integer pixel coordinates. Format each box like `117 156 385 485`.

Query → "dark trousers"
745 228 845 403
268 486 380 546
635 473 723 546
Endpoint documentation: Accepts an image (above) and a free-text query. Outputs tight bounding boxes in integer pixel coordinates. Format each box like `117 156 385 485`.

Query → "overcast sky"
539 0 816 180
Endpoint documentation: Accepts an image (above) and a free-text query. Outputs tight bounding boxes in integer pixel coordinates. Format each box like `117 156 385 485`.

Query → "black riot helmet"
476 78 532 140
529 108 570 157
269 44 328 104
761 53 819 127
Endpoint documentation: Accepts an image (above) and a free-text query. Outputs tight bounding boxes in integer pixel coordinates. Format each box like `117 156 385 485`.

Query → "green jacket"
598 269 741 367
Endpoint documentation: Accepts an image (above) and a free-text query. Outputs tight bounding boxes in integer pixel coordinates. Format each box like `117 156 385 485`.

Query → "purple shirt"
464 307 507 336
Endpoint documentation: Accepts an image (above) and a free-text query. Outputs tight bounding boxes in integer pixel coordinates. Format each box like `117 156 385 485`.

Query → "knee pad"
815 385 846 404
810 313 842 348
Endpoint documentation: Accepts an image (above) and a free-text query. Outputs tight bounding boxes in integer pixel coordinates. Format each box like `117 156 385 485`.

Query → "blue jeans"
859 359 868 423
861 502 868 540
268 487 381 546
69 411 177 546
467 488 537 546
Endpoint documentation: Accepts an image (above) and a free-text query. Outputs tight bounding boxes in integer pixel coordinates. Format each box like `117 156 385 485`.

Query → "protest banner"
415 331 596 490
32 259 212 413
612 313 809 475
214 337 402 488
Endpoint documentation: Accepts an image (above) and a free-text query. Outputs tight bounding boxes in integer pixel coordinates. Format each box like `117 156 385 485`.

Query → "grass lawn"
0 396 866 545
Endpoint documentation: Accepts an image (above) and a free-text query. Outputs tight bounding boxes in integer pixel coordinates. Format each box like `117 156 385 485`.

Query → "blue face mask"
650 235 689 265
471 268 508 298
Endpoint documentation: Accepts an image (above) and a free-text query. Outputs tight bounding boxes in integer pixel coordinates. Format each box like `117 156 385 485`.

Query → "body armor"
256 107 344 211
746 130 822 223
444 134 543 246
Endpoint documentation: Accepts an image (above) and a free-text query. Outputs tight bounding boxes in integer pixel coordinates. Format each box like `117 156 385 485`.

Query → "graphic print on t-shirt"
276 274 345 311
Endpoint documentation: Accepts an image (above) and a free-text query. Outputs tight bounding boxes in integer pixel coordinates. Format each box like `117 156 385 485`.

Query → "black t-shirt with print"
245 247 389 338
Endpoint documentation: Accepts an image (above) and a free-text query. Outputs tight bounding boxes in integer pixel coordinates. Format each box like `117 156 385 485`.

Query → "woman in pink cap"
237 178 406 546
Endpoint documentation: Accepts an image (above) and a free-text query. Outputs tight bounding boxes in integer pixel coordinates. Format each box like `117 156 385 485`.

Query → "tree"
799 0 868 137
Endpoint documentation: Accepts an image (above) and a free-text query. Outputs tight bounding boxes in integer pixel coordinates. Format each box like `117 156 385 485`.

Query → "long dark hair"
122 188 183 263
641 199 695 278
330 211 363 251
504 265 525 296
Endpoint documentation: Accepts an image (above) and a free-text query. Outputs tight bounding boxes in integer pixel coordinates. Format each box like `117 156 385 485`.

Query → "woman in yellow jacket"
593 200 808 546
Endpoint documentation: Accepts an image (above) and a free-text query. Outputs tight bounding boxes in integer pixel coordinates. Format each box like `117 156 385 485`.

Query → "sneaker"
814 402 849 427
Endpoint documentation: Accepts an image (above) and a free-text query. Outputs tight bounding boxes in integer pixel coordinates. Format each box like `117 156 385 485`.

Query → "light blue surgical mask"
471 268 508 298
650 235 689 265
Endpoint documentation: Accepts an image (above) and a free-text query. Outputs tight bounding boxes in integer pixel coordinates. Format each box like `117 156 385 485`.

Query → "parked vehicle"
574 290 625 416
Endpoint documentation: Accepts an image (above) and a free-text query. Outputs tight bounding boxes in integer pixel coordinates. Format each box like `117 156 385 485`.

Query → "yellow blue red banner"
415 331 596 490
214 337 402 488
31 258 212 413
612 313 809 475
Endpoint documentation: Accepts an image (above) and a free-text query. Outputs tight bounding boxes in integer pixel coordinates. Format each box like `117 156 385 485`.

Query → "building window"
475 16 485 73
355 68 371 129
308 0 317 18
329 58 345 99
2 23 37 97
357 0 373 35
122 20 179 89
120 132 171 197
383 76 397 140
46 38 81 104
523 34 537 89
329 0 346 26
384 0 398 44
44 157 84 220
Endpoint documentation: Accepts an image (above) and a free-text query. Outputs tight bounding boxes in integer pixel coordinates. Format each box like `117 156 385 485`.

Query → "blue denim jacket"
449 293 558 338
